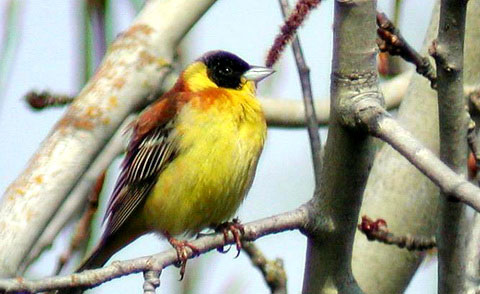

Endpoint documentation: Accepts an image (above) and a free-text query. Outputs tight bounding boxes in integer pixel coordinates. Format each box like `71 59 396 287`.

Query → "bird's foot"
215 218 245 257
167 236 200 280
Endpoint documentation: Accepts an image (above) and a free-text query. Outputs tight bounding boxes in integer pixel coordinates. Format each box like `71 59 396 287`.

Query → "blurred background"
0 0 436 293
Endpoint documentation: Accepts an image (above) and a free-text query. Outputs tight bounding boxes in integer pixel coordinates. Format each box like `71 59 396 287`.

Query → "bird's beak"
243 66 275 82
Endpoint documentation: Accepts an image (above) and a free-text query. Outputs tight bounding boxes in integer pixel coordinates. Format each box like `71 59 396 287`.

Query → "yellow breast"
141 88 266 235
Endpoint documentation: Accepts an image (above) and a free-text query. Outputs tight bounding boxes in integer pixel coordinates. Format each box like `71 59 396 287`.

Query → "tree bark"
302 0 380 293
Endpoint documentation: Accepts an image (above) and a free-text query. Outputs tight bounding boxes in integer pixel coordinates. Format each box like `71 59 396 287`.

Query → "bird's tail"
56 230 141 294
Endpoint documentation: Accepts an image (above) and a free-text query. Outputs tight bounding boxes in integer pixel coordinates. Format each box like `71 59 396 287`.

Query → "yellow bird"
70 51 273 283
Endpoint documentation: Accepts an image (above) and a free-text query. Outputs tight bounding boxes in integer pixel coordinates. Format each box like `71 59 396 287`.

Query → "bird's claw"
167 236 200 280
215 218 245 257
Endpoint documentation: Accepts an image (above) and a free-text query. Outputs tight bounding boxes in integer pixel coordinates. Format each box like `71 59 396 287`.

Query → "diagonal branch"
19 115 134 273
278 0 322 185
0 206 309 293
376 12 437 88
54 170 105 275
242 241 287 294
354 100 480 213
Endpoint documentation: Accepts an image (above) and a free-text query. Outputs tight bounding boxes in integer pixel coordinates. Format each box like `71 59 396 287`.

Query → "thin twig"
25 91 75 110
142 270 161 294
0 206 309 293
266 0 320 68
358 216 436 251
54 171 106 275
376 12 437 88
242 241 287 294
278 0 322 183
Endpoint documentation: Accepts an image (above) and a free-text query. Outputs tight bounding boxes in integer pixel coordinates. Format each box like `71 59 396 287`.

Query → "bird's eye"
219 66 233 75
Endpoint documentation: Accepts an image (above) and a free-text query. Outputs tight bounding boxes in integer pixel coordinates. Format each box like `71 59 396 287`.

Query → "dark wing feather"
102 93 185 237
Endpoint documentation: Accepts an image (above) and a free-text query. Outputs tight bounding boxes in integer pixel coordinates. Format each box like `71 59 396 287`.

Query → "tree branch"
0 206 309 293
0 0 217 277
20 69 411 127
356 101 480 213
242 241 287 294
142 270 161 294
302 1 380 293
432 1 470 293
358 216 436 251
19 115 134 273
278 0 323 187
376 12 437 88
54 171 105 275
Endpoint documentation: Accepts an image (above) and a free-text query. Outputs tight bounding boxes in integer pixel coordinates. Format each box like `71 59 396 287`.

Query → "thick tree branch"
0 206 309 293
0 0 217 277
19 115 134 272
432 1 470 293
302 1 380 293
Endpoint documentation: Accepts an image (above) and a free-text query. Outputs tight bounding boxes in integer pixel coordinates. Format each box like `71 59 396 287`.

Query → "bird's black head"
201 51 251 90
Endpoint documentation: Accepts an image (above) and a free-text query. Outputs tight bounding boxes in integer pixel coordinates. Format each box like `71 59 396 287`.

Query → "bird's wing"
103 92 187 236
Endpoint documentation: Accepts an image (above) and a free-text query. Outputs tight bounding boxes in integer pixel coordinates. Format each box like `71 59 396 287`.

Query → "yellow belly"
140 93 266 235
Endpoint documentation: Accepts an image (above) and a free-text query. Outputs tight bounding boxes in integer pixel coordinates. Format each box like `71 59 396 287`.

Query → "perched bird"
67 50 273 288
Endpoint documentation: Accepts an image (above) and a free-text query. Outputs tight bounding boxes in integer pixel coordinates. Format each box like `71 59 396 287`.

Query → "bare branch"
356 101 480 213
432 0 470 293
358 216 436 251
376 12 437 88
0 206 309 293
142 270 161 294
54 171 105 275
278 0 322 184
19 115 134 273
242 241 287 294
302 1 380 293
